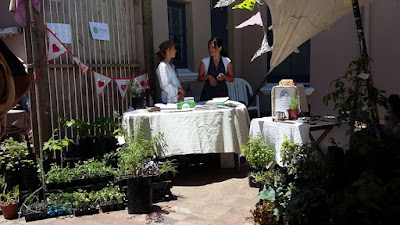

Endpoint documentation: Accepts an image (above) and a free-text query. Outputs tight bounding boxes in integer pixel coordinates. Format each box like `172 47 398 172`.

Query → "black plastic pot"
127 177 153 214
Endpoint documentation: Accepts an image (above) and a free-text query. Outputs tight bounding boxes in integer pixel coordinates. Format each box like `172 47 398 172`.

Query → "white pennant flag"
235 12 263 28
46 30 67 61
72 57 89 73
93 72 112 95
114 79 131 100
133 73 150 90
251 34 271 62
214 0 235 8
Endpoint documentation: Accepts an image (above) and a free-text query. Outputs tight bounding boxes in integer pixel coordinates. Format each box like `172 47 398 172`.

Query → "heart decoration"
52 44 60 53
98 80 105 87
121 85 127 91
140 80 145 87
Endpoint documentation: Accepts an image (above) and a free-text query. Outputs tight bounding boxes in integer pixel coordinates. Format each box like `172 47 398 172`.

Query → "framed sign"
271 86 297 118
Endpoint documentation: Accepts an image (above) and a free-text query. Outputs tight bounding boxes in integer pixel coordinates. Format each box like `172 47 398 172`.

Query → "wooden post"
141 0 156 103
24 0 52 155
351 0 380 139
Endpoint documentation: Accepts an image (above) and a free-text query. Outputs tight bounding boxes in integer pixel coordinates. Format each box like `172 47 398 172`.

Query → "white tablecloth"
122 101 250 158
249 117 349 166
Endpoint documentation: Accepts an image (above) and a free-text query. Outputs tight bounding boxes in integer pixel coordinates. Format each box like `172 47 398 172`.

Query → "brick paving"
0 167 259 225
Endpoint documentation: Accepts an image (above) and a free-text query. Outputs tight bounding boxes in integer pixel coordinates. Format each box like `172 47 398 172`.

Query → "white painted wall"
310 0 400 117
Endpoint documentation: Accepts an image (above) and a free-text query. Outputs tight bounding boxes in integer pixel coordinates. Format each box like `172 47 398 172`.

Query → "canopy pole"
351 0 380 139
247 72 270 107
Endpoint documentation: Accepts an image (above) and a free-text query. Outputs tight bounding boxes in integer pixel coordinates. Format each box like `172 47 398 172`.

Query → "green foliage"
241 134 275 170
48 186 124 209
258 185 293 223
128 79 144 97
1 183 19 206
42 129 74 151
60 118 92 137
158 159 178 178
0 138 33 170
323 56 386 138
289 95 299 110
118 121 162 177
45 159 116 184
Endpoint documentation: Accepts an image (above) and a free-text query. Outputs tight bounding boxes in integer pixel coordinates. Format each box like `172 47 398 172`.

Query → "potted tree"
118 122 161 214
0 184 19 219
288 95 299 120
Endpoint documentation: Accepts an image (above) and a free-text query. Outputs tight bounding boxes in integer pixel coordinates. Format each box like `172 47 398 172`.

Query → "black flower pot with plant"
127 176 153 214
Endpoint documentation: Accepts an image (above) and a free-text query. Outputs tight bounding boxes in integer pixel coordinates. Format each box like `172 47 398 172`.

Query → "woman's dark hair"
208 37 228 57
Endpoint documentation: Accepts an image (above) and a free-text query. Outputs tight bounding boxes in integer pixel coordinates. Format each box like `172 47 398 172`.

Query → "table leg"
309 126 333 159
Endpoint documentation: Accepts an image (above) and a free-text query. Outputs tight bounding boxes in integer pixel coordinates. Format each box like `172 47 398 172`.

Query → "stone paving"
0 167 259 225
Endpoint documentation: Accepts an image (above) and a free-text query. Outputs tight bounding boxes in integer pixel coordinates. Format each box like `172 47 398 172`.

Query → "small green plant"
128 79 144 98
0 138 33 170
118 121 162 177
1 184 19 206
60 118 92 137
43 129 74 152
240 134 275 170
158 159 178 178
289 95 299 110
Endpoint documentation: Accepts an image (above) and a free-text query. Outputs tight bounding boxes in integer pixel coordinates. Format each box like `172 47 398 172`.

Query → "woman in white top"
155 40 185 103
197 37 234 101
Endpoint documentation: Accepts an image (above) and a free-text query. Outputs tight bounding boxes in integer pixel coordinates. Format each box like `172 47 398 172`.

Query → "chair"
226 78 260 117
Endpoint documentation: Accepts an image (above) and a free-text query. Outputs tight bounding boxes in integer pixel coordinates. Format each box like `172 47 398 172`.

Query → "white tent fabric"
263 0 375 72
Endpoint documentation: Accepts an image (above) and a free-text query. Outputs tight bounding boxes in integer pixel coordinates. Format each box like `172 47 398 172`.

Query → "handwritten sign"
273 86 296 118
46 23 72 44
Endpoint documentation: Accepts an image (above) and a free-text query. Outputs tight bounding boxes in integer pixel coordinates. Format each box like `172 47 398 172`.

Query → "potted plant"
0 183 19 219
118 122 161 214
128 79 145 109
152 160 177 202
240 134 275 188
288 95 299 120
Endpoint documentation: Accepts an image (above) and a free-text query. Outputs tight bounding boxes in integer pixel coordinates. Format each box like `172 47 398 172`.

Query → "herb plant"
240 134 275 170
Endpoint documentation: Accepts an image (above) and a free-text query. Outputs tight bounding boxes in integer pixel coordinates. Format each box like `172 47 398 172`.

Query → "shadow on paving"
168 154 249 186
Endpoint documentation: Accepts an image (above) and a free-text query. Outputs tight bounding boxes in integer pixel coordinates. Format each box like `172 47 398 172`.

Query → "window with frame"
167 1 187 68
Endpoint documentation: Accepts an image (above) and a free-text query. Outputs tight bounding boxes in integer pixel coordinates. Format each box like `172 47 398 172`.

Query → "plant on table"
288 95 299 120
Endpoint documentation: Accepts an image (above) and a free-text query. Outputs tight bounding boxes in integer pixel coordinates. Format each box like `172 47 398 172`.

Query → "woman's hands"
216 73 225 81
178 88 186 100
208 75 217 86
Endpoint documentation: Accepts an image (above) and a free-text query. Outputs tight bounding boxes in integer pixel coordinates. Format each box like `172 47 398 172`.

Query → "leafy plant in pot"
128 79 146 109
0 181 19 220
288 95 299 120
118 121 162 214
240 134 275 188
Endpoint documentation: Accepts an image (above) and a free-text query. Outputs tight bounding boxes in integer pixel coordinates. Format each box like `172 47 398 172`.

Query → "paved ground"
0 166 259 225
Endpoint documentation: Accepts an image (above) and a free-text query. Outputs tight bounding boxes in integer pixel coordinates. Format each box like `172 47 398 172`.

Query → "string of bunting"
32 21 149 101
215 0 271 61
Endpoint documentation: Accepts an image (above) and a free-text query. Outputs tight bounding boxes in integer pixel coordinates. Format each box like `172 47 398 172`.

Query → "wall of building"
310 0 400 118
151 0 211 73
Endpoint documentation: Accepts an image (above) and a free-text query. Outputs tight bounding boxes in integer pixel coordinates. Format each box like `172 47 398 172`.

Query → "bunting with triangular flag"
46 30 67 61
214 0 235 8
232 0 256 11
251 33 271 61
72 57 89 73
235 11 263 28
114 79 131 100
93 72 112 95
133 73 150 90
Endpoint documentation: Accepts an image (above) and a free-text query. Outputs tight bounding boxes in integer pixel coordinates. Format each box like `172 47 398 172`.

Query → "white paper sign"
274 87 296 118
89 22 110 41
46 23 72 44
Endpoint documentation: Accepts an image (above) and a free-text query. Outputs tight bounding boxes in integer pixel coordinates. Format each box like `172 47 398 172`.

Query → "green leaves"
42 129 74 152
240 134 275 170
